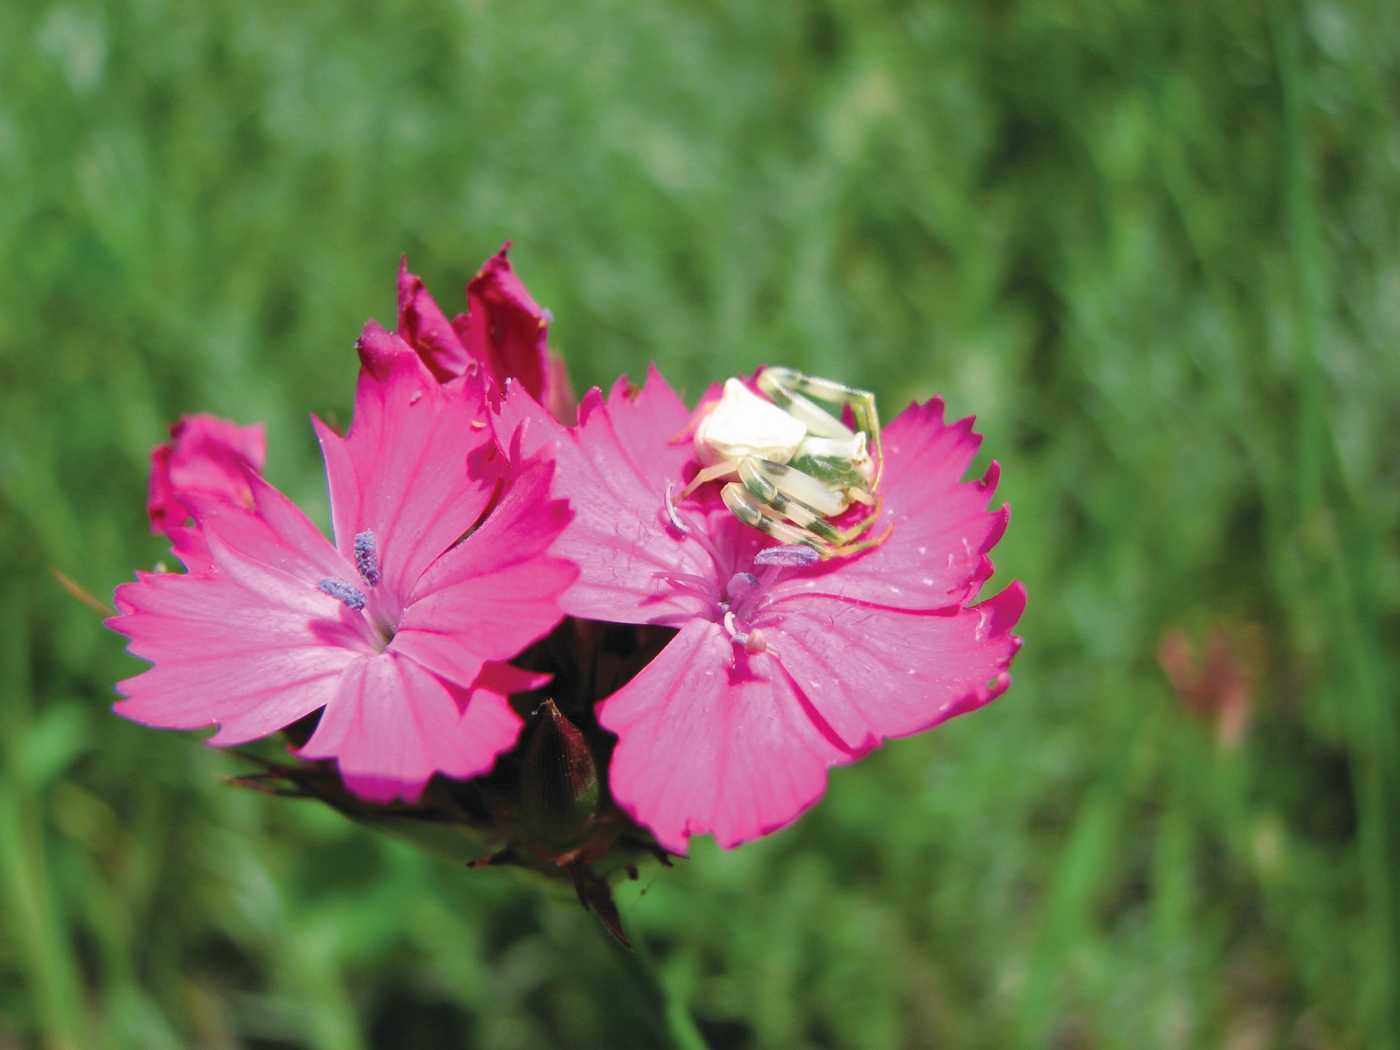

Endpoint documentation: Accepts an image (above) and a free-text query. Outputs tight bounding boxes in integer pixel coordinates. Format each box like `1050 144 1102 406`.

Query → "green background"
1 0 1398 1046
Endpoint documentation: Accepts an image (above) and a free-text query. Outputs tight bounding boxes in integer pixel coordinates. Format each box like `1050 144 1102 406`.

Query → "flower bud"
520 700 599 851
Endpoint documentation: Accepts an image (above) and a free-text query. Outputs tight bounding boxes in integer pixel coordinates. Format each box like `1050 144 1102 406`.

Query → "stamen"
318 577 367 611
723 610 749 647
663 483 692 535
654 571 726 620
726 572 759 600
354 530 381 586
753 544 820 568
654 571 714 599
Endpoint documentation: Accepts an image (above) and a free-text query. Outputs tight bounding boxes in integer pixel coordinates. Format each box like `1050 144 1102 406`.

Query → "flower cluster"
108 245 1023 941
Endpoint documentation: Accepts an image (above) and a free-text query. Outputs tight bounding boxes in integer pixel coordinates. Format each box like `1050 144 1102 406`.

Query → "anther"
753 544 820 568
354 530 381 586
318 577 367 611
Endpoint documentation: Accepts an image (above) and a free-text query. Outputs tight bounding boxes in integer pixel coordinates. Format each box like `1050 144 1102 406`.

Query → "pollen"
318 577 367 611
354 530 381 586
753 544 820 568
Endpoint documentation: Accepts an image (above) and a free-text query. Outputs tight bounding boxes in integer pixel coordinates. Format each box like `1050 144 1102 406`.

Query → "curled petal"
456 244 552 407
147 414 265 535
475 661 552 697
397 257 475 383
397 249 576 421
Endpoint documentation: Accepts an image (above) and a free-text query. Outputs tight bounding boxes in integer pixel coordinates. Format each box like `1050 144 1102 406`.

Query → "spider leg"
825 518 894 559
721 484 828 552
679 458 742 500
723 485 887 560
758 369 854 440
759 369 883 490
735 461 884 555
740 458 847 518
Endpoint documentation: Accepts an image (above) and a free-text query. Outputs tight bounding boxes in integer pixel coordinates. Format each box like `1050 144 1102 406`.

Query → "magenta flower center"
656 532 819 658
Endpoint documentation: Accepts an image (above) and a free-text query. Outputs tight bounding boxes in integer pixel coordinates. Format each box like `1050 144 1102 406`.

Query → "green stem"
603 930 710 1050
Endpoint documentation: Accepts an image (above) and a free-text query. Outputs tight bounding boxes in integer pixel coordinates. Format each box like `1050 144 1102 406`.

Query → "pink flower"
398 245 577 423
146 414 267 574
498 368 1024 853
109 327 577 803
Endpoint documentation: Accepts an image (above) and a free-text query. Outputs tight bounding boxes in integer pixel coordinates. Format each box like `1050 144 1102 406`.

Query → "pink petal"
458 664 532 745
769 582 1026 752
596 365 695 491
456 684 526 762
775 398 1008 610
165 464 336 580
312 413 359 569
164 525 214 575
109 548 360 745
113 462 384 746
397 256 474 383
491 375 567 462
397 250 575 421
392 459 575 687
454 244 551 406
325 325 503 600
182 473 351 584
474 660 552 696
297 653 520 803
597 619 854 854
496 368 710 625
147 414 265 534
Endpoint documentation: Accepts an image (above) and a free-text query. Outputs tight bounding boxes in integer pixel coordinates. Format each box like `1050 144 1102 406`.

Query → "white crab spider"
676 367 888 559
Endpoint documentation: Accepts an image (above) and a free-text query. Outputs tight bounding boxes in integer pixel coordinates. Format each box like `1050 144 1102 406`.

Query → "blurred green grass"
1 0 1398 1047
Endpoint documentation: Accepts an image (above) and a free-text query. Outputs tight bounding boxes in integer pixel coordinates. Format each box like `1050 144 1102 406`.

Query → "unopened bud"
521 700 599 851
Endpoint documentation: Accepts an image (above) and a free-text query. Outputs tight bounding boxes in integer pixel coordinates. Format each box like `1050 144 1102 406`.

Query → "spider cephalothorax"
675 368 888 559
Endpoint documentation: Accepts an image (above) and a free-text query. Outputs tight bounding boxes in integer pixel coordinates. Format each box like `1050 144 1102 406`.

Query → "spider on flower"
673 367 889 559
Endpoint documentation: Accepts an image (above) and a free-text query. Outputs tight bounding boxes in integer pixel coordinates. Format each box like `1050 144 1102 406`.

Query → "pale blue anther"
354 530 381 586
753 544 820 567
318 577 367 611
